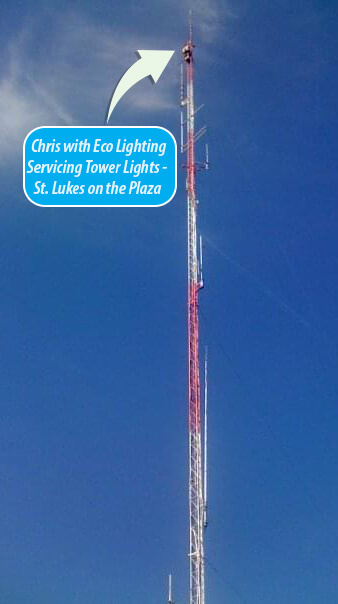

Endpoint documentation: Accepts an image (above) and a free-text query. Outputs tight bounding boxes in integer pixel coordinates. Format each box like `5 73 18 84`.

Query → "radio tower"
180 14 209 604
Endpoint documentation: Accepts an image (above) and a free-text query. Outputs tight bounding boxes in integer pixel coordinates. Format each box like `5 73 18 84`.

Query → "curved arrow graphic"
105 50 175 124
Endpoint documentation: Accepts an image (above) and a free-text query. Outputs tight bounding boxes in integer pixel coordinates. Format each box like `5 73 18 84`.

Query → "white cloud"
0 30 75 161
0 1 238 163
0 13 178 161
188 0 223 41
167 0 238 42
50 15 177 116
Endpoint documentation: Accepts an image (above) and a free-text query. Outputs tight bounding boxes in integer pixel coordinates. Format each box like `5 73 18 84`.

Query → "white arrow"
105 50 175 124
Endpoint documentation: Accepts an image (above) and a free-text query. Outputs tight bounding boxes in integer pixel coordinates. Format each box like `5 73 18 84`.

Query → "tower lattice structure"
181 24 208 604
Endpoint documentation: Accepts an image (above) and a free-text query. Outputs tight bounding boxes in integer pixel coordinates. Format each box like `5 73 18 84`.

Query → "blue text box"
23 126 177 207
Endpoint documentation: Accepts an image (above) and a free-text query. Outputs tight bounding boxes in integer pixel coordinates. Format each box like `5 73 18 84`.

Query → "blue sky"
1 0 338 602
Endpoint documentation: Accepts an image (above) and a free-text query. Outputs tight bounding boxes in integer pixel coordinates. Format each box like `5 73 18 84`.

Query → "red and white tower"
181 18 208 604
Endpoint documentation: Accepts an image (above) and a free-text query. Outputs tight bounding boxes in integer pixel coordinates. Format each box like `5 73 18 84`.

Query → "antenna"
189 9 193 43
203 347 208 529
168 574 174 604
199 234 204 288
180 63 184 153
180 62 184 104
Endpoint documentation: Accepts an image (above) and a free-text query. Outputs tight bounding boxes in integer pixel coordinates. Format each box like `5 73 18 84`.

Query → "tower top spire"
183 12 194 64
189 9 193 43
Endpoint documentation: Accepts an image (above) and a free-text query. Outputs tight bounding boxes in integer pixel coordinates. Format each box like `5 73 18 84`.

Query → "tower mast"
181 17 207 604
